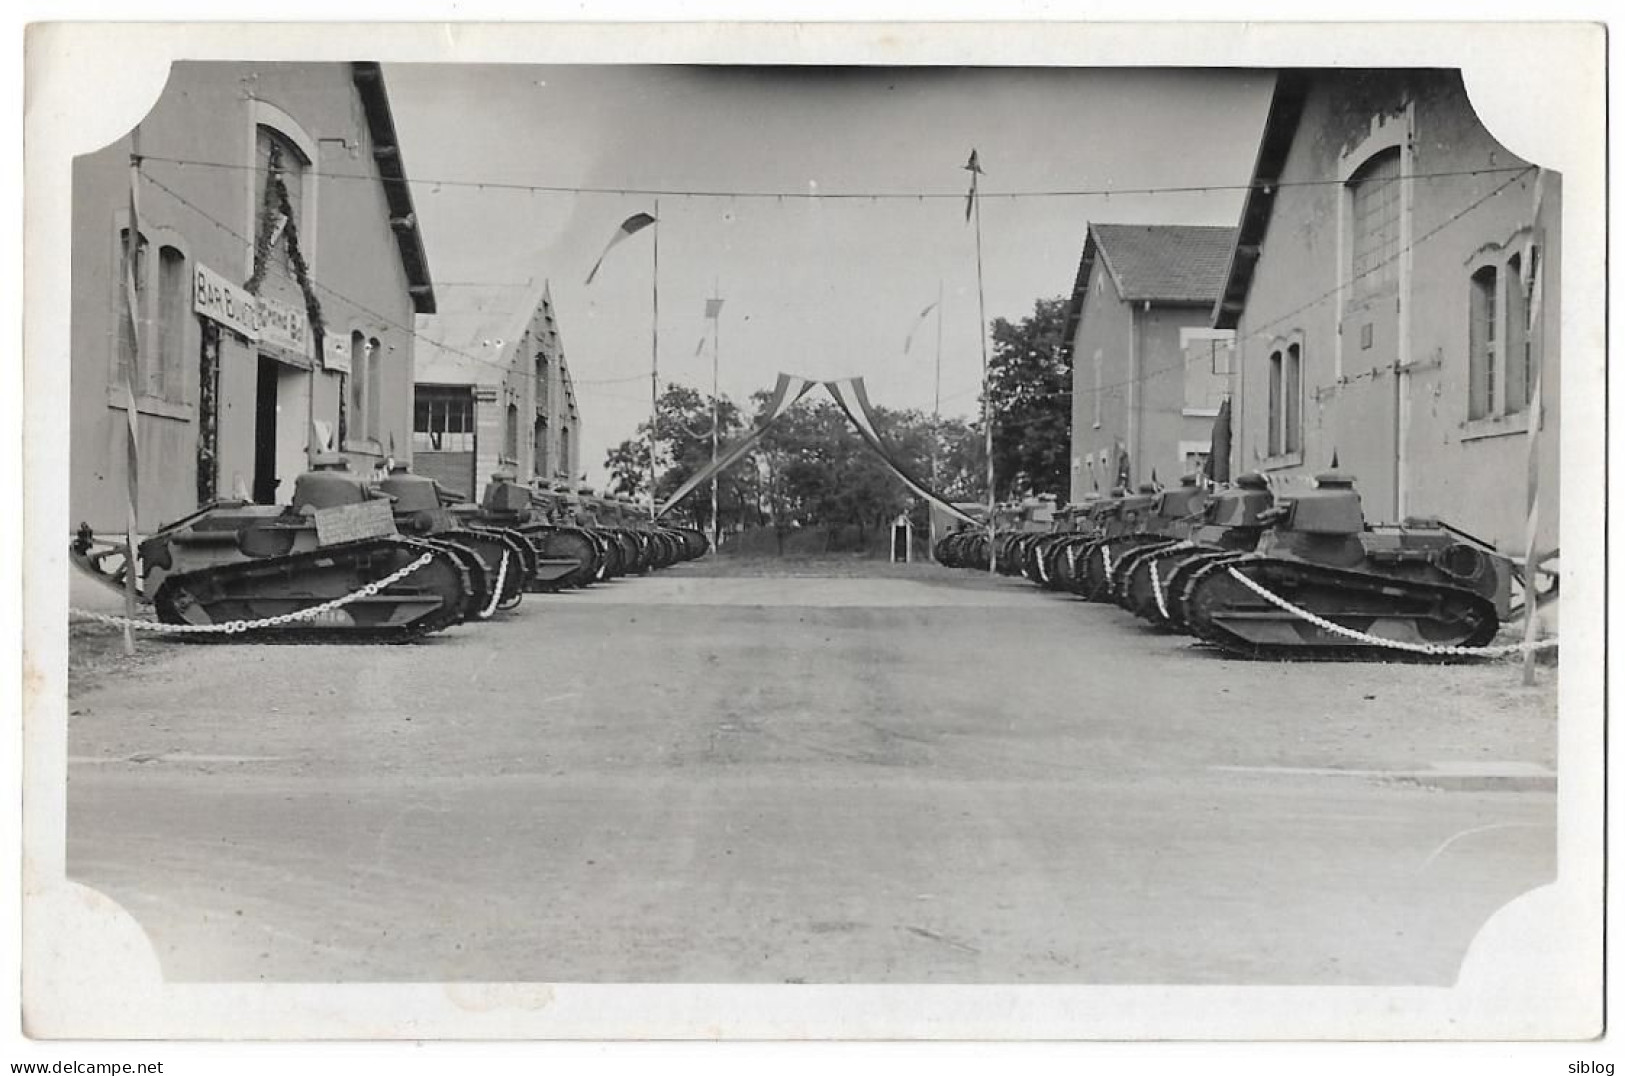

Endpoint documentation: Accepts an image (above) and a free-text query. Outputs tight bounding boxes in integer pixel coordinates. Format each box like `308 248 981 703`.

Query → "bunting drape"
655 373 818 518
655 373 984 527
822 377 984 527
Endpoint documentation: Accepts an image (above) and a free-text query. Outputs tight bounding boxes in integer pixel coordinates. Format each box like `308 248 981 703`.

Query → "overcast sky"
384 64 1274 484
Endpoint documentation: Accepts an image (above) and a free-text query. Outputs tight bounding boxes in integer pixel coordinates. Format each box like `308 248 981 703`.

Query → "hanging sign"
193 263 257 340
255 294 310 359
193 262 312 362
324 334 351 375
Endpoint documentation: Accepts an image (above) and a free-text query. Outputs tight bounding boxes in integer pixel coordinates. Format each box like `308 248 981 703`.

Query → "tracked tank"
1027 495 1106 592
462 475 602 590
72 455 474 640
1119 472 1274 628
1178 471 1511 659
1101 475 1210 610
377 463 528 615
995 495 1058 579
1062 487 1164 601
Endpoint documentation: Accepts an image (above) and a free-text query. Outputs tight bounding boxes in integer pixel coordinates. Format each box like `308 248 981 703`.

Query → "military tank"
1118 472 1274 628
1176 470 1512 659
1101 475 1210 610
376 463 528 613
995 496 1058 578
458 475 602 590
1027 496 1106 592
70 455 475 640
1060 487 1165 602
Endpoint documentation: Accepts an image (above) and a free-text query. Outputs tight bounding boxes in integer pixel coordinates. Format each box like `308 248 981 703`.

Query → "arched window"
1468 265 1499 420
254 124 310 284
504 402 519 463
155 245 187 400
348 330 367 442
1348 148 1402 299
365 337 383 444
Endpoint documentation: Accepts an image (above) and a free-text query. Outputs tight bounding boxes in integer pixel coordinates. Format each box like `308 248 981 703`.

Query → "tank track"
151 535 472 644
1179 555 1501 661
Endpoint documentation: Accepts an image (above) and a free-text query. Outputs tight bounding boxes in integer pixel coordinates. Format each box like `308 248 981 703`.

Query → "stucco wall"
1067 255 1224 500
1068 256 1131 501
71 61 421 531
1230 70 1559 552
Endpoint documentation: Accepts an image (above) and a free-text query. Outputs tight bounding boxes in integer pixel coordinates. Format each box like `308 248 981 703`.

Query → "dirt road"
66 557 1556 983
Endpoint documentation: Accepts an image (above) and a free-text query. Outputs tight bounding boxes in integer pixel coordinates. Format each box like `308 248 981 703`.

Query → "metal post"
710 282 721 554
648 198 660 520
971 167 995 577
930 277 943 557
121 126 144 656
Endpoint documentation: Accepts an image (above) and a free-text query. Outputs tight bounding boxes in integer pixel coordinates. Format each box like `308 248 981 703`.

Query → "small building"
1212 69 1559 552
70 61 435 531
1061 223 1238 502
413 282 582 499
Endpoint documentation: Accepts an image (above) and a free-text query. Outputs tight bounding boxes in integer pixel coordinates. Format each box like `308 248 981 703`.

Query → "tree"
984 296 1072 499
603 382 746 528
604 438 650 499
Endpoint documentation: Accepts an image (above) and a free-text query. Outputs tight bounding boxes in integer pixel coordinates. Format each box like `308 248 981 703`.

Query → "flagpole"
648 197 660 520
121 126 144 656
930 277 943 557
968 153 995 578
709 281 721 554
1520 169 1548 686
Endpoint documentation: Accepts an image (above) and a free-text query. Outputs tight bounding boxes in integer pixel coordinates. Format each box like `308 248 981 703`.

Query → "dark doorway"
253 356 280 504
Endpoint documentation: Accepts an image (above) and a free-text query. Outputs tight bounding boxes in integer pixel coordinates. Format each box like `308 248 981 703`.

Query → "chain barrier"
477 549 511 620
69 552 436 636
1225 566 1559 658
1151 551 1172 621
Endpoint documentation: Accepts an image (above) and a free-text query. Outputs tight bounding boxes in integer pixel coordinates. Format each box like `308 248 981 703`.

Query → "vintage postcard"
18 17 1607 1053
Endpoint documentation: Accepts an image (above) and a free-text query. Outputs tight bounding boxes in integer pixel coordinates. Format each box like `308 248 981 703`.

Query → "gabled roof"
1213 70 1310 330
351 62 437 315
1090 223 1239 303
1059 222 1238 358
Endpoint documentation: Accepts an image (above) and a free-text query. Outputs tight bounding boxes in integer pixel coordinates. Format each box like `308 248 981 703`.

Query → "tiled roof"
1090 223 1239 304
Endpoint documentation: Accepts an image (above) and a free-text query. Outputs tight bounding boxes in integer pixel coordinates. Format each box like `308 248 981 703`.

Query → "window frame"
244 102 319 283
1262 333 1305 469
107 213 194 420
1462 230 1544 440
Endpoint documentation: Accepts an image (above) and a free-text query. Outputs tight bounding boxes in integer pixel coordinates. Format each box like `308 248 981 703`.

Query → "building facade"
1213 69 1559 553
70 61 435 531
1063 223 1237 502
413 282 583 499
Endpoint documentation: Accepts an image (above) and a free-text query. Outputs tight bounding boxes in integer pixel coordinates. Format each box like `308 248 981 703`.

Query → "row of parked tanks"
934 471 1546 660
71 456 709 642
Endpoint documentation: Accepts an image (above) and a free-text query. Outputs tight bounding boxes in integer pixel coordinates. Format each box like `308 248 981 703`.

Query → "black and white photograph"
17 17 1607 1056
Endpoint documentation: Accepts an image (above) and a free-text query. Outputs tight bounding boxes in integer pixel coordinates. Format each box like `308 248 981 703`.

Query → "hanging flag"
1203 397 1232 485
902 300 938 355
963 150 982 222
824 377 982 526
705 298 725 319
657 373 817 517
584 211 657 285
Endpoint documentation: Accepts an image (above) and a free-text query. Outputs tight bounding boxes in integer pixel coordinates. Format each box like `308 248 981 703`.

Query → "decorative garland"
195 320 220 503
243 142 327 363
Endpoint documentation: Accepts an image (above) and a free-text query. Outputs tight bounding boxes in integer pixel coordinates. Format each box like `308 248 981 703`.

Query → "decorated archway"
655 373 982 527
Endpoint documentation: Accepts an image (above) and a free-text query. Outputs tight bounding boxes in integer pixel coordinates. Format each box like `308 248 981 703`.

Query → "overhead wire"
141 153 1533 203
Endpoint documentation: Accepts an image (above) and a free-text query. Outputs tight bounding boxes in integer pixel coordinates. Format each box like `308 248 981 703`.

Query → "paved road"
66 561 1556 984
